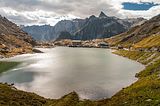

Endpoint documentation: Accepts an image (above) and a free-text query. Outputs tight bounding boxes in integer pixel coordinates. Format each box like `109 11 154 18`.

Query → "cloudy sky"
0 0 159 26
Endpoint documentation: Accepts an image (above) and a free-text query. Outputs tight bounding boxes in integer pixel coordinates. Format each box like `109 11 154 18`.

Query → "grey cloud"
7 15 38 25
0 0 116 17
0 0 158 25
0 9 39 25
0 0 42 11
0 0 119 25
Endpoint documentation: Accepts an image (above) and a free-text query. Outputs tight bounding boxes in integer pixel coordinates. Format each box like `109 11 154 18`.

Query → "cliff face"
0 15 36 57
74 14 127 40
22 19 86 41
53 19 86 39
22 25 54 41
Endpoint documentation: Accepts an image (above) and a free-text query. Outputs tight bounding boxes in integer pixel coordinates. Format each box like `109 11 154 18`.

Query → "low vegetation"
134 34 160 48
107 50 160 105
0 61 20 74
106 14 160 49
0 83 50 106
113 50 160 65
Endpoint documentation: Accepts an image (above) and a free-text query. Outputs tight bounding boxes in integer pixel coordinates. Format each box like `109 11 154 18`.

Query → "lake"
0 47 144 100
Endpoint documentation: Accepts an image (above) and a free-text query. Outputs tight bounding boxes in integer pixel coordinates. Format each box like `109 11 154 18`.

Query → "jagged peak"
89 15 96 19
99 11 108 18
88 15 96 21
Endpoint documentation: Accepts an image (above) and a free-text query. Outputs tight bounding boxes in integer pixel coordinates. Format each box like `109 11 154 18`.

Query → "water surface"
0 47 144 100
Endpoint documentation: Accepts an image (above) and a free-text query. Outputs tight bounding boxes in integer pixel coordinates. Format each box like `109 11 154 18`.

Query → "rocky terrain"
73 12 145 40
54 39 109 48
23 12 146 41
107 14 160 50
22 19 86 41
22 25 54 41
0 15 36 57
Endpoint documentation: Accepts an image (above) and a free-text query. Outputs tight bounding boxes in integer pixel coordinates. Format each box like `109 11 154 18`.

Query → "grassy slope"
0 62 20 73
0 83 97 106
106 26 139 47
0 83 53 106
107 50 160 106
106 14 160 48
134 34 160 48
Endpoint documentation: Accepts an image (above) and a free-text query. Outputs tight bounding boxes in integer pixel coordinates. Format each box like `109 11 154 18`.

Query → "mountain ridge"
107 14 160 49
0 15 36 57
99 11 108 18
22 12 146 41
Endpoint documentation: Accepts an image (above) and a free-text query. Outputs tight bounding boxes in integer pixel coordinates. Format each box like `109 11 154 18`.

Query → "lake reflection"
0 47 144 100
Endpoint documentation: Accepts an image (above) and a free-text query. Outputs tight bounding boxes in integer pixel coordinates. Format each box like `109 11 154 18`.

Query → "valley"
0 6 159 106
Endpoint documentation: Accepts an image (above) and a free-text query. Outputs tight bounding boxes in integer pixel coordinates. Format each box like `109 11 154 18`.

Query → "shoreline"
106 50 160 105
0 48 45 75
0 61 20 74
1 48 144 94
0 48 159 105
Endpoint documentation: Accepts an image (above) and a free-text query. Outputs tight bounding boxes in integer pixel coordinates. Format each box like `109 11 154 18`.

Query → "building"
98 42 109 48
72 40 82 46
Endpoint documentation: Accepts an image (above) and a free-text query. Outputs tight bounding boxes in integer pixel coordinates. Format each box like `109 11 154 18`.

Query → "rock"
32 49 43 53
124 102 127 104
146 99 152 102
0 55 5 58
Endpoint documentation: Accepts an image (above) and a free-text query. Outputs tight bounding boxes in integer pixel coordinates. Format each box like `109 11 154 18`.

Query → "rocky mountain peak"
23 13 147 41
89 15 96 19
99 11 108 18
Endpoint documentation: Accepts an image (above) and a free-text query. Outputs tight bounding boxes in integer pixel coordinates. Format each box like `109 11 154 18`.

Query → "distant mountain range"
22 19 85 41
22 12 146 41
107 14 160 49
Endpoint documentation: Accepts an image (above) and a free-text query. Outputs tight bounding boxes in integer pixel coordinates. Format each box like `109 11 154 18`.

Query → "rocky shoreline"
54 39 110 49
0 47 45 59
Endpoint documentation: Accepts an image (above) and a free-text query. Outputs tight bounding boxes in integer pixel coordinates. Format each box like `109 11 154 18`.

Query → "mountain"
73 13 132 40
73 12 147 40
0 15 36 57
22 19 86 41
99 11 108 18
107 14 160 49
56 31 72 40
22 12 146 41
22 25 54 41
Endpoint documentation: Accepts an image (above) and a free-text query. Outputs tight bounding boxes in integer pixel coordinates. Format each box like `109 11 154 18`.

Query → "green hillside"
134 34 160 48
107 14 160 48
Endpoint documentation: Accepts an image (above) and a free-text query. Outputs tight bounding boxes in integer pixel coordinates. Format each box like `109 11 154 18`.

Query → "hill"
0 15 36 57
107 14 160 49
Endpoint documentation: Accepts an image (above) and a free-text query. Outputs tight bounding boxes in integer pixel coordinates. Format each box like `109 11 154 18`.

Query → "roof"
72 40 82 43
98 42 109 45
